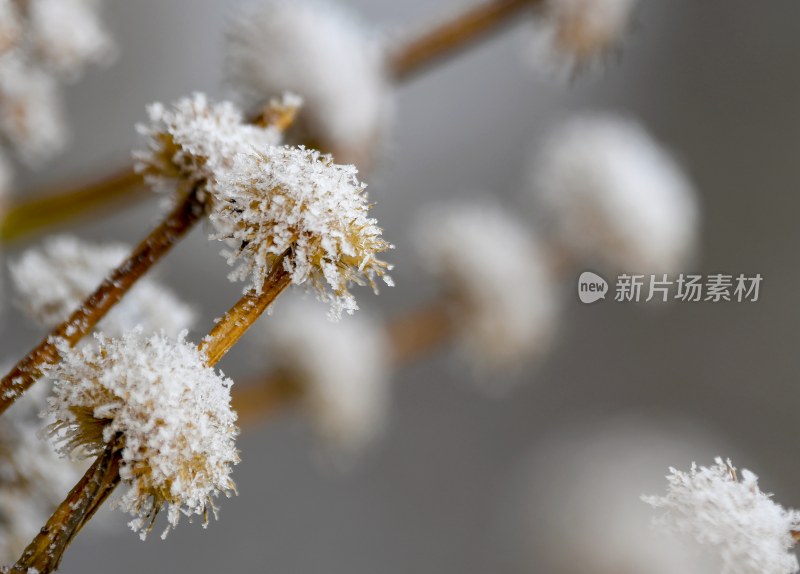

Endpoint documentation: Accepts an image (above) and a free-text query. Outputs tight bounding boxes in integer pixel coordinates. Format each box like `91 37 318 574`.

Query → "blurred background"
5 0 800 572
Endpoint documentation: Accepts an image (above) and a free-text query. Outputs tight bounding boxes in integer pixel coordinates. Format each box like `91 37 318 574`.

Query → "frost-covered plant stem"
389 0 540 79
0 186 205 416
8 434 123 574
8 255 293 574
1 0 539 239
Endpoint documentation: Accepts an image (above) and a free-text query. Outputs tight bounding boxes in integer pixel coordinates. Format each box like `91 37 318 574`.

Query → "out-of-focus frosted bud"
529 114 698 274
507 418 722 574
531 0 638 70
209 145 393 320
0 55 67 164
414 199 559 377
0 375 84 563
224 0 393 166
0 0 21 57
44 329 240 540
10 235 196 337
263 298 390 462
645 459 800 574
29 0 116 81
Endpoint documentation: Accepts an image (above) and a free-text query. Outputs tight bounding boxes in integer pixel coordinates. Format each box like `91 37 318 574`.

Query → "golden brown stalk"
9 256 294 574
0 187 205 416
389 0 539 80
1 168 145 242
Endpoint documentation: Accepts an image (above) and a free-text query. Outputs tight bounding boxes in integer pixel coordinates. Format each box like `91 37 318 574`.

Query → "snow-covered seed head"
644 458 800 574
529 114 698 274
0 55 67 165
44 330 240 539
10 235 196 337
532 0 638 70
210 145 393 320
415 199 558 375
224 0 393 166
264 299 390 461
134 93 289 203
28 0 116 81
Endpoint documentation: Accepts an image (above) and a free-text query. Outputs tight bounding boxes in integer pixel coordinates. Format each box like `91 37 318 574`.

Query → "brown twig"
389 0 539 80
9 256 294 574
0 187 205 416
1 168 145 243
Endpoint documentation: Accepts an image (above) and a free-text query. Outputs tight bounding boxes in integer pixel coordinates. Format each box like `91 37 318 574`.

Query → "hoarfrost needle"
644 458 800 574
43 330 240 539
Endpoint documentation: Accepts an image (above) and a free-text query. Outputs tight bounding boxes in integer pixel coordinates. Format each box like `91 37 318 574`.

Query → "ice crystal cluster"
531 0 638 70
264 298 390 459
529 114 698 274
517 420 720 574
644 458 800 574
0 0 114 166
0 378 82 563
415 199 558 374
10 235 195 337
134 93 288 203
224 0 393 166
210 145 393 320
43 330 240 539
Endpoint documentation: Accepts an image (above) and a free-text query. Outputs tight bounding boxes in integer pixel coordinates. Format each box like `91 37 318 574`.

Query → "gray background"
6 0 800 572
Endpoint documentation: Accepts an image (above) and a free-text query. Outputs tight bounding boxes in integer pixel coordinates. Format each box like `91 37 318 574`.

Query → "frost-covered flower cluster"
210 145 393 320
531 0 638 71
224 0 393 166
644 458 800 574
0 0 114 166
529 113 698 274
10 235 196 337
134 92 290 204
0 377 83 563
43 330 240 539
415 199 558 374
264 298 390 460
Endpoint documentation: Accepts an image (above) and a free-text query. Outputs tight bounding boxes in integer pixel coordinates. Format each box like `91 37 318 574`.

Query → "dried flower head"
209 145 393 320
134 92 290 203
644 458 800 574
264 298 390 460
224 0 393 165
10 235 196 337
29 0 116 81
0 55 67 165
415 199 558 374
529 113 698 274
531 0 638 70
44 330 240 539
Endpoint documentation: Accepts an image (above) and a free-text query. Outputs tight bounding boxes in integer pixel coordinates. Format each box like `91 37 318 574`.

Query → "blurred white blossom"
264 298 390 461
44 329 240 540
644 458 800 574
10 235 196 337
529 113 698 274
224 0 393 166
415 199 559 376
209 145 393 320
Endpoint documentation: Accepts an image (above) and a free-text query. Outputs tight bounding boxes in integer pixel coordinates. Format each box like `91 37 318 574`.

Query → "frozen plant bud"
10 235 196 337
225 0 393 166
264 298 390 460
531 0 638 70
29 0 116 81
415 199 558 375
44 329 240 539
529 114 698 274
210 145 393 320
644 458 800 574
0 55 67 164
134 93 289 202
